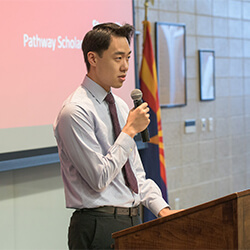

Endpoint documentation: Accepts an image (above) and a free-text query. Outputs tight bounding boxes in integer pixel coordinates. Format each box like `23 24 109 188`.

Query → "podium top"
113 189 250 239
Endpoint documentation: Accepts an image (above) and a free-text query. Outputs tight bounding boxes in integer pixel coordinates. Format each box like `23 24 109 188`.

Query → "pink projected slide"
0 0 135 130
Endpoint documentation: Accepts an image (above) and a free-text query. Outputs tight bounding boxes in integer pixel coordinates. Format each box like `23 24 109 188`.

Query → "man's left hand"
158 207 183 217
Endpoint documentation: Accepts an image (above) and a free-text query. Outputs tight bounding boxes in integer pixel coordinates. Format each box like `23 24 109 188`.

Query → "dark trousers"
68 209 141 250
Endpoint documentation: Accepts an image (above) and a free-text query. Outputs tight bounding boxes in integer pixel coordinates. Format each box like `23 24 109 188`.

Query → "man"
54 22 178 249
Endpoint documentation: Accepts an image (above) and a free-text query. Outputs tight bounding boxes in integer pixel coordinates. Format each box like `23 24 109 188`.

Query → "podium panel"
113 190 250 249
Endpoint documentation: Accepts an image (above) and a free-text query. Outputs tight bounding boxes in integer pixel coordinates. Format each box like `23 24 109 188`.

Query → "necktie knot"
105 92 115 105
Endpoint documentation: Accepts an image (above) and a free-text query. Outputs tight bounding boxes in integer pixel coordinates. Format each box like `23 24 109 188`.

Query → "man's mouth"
118 75 126 81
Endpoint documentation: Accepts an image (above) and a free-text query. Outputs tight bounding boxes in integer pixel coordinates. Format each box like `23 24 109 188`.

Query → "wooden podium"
113 189 250 249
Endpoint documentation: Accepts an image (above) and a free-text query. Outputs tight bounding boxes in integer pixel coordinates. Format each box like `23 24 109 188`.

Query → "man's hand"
122 102 150 138
158 207 183 217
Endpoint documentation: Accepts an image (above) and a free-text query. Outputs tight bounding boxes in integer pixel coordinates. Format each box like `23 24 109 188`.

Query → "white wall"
134 0 250 209
0 163 71 250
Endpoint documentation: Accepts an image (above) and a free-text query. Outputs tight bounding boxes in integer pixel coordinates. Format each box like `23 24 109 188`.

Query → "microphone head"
131 89 142 101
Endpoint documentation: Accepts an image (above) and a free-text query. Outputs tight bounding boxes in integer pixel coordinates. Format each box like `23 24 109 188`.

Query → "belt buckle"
129 207 137 217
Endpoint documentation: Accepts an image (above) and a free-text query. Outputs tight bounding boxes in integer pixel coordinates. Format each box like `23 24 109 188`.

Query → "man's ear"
87 51 97 67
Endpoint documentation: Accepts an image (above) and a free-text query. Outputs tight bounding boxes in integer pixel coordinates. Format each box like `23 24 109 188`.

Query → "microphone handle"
134 99 150 142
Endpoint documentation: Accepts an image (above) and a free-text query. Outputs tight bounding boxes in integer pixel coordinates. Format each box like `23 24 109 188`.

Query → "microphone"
130 89 150 142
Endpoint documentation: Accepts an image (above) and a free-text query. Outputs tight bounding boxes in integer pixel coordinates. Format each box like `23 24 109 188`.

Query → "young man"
54 23 178 249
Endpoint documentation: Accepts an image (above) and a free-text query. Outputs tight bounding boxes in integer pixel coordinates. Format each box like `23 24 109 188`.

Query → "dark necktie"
105 92 138 194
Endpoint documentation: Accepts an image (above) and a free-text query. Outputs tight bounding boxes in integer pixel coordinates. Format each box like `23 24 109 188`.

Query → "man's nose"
121 59 129 72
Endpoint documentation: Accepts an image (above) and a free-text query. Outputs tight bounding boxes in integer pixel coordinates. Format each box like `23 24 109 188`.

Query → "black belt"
77 206 139 217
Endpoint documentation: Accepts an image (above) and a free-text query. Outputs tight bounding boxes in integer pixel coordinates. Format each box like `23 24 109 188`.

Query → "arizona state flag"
139 21 168 222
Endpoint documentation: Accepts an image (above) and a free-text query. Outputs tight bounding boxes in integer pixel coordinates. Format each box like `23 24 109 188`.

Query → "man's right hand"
122 102 150 139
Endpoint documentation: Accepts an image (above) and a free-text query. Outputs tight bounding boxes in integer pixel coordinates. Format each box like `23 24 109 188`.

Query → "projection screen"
0 0 136 171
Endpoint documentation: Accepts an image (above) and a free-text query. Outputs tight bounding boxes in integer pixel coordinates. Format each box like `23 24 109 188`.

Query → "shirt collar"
81 75 109 103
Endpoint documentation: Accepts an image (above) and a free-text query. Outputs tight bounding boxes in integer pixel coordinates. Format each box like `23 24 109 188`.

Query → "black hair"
82 23 135 72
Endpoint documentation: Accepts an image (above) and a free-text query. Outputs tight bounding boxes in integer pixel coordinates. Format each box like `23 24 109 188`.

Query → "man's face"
92 35 131 92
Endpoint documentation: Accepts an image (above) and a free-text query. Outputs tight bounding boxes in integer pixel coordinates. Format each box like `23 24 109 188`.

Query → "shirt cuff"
115 132 135 154
149 198 170 217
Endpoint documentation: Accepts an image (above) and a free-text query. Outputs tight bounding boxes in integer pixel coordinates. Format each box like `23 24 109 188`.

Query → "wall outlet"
201 118 206 132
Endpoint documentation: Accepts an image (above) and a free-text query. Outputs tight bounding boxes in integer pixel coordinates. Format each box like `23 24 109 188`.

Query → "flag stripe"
139 21 168 222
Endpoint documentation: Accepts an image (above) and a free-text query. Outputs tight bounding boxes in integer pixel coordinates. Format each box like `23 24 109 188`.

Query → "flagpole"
144 0 148 21
144 0 154 21
143 0 154 40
